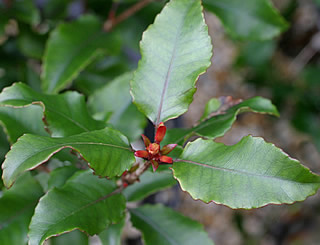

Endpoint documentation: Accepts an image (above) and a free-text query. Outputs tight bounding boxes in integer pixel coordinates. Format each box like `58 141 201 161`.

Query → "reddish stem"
104 0 153 32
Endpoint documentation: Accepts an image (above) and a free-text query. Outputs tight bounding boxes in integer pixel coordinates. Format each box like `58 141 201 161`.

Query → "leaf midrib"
39 188 121 244
155 2 191 126
7 141 131 176
175 159 316 184
44 30 104 92
19 141 132 163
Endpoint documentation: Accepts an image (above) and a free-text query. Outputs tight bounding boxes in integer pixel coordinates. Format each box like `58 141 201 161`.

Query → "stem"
103 0 153 32
37 165 51 173
123 161 151 185
107 2 120 23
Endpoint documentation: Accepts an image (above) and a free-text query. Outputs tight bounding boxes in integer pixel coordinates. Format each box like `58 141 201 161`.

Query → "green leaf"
203 0 289 40
0 127 9 163
0 83 106 137
0 173 43 245
130 204 214 245
17 28 46 60
2 127 134 188
200 98 221 121
42 15 119 94
28 170 126 245
0 106 47 143
131 0 212 125
98 218 125 245
169 96 279 145
161 128 190 146
50 230 88 245
173 136 320 209
1 0 40 25
123 171 176 202
88 73 146 141
48 166 79 189
191 96 279 140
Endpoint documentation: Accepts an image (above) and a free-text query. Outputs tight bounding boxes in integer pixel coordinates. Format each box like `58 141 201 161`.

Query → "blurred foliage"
235 0 320 151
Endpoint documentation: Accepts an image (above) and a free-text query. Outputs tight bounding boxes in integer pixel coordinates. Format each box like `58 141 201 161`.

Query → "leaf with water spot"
131 0 212 125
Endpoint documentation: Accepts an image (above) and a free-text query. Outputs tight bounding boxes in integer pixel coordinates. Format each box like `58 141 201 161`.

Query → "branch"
121 161 151 186
104 0 153 32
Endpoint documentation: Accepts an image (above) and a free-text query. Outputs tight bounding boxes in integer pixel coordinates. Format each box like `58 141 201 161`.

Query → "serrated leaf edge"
172 135 320 209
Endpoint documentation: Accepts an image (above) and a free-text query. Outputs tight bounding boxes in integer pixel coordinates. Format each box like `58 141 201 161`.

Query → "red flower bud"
151 160 159 172
141 134 151 147
155 122 166 143
160 144 177 155
134 150 148 158
160 155 173 164
123 182 128 188
147 143 160 155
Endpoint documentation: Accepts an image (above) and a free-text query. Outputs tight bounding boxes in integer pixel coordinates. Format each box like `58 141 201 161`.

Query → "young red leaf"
161 144 177 155
150 160 159 172
134 150 149 158
141 134 151 147
155 122 166 143
160 155 173 164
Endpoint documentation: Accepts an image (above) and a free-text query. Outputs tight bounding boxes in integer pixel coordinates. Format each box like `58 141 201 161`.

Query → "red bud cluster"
134 122 177 171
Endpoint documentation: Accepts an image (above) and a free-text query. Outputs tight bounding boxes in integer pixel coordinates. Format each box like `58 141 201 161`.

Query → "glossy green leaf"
123 171 176 202
42 15 119 93
173 136 320 209
2 127 134 188
0 106 47 143
169 96 279 145
0 173 43 245
28 170 126 245
0 83 106 137
98 218 125 245
88 73 146 141
131 0 212 125
203 0 289 40
130 204 214 245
